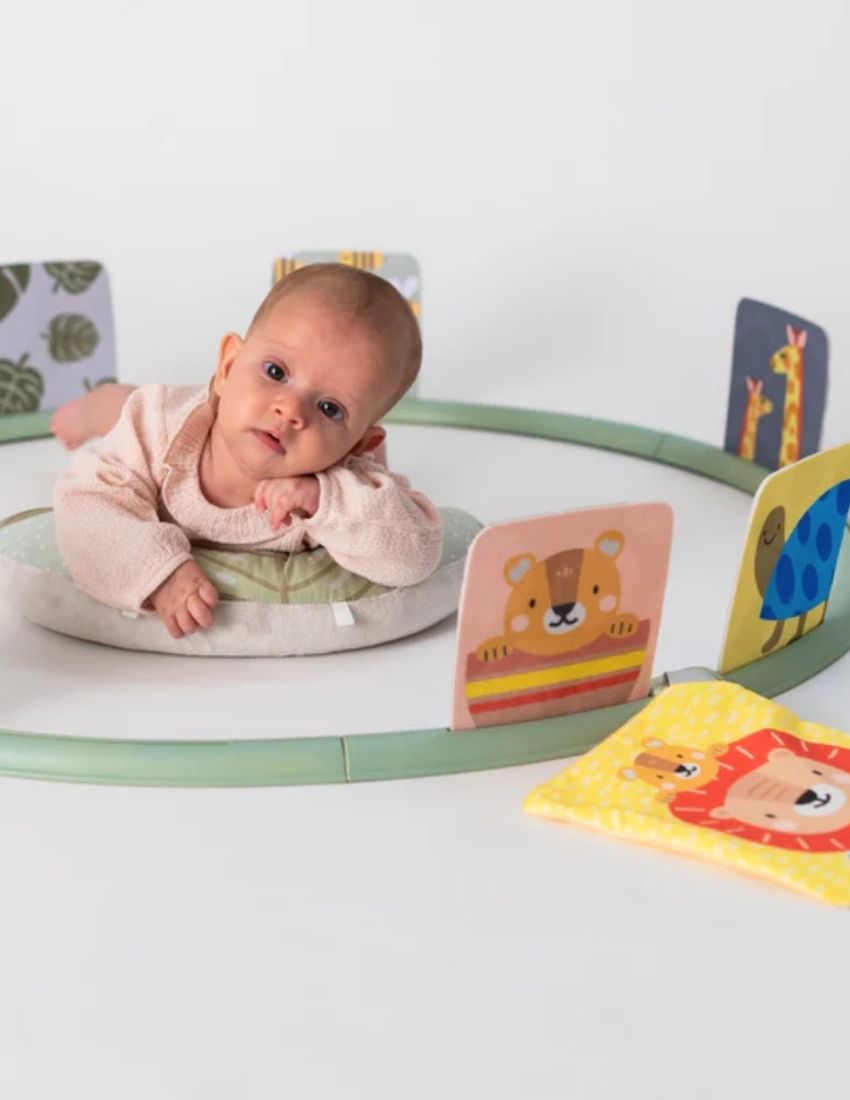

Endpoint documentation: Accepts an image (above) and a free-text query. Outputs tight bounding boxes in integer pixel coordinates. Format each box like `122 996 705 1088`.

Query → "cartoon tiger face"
620 737 727 803
476 531 638 661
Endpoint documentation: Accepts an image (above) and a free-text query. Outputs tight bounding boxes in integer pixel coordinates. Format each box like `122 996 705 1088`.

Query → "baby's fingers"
187 592 215 629
254 482 268 512
174 602 197 638
270 502 293 530
197 580 219 608
161 611 185 639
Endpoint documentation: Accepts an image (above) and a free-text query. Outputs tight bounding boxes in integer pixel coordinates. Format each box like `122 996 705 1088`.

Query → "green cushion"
0 506 483 657
0 506 481 603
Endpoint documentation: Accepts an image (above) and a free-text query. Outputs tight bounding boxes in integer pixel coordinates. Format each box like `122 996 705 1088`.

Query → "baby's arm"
301 457 443 587
53 385 206 618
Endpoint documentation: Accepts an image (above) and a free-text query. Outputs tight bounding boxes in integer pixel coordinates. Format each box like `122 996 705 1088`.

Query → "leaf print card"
0 260 117 418
718 441 850 673
723 298 828 471
450 503 674 731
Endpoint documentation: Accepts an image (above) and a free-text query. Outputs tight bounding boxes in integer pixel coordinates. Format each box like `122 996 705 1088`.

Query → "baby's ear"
213 332 243 394
351 425 386 456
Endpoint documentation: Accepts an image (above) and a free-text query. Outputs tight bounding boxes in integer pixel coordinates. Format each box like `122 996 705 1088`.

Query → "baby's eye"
318 400 344 422
264 362 287 383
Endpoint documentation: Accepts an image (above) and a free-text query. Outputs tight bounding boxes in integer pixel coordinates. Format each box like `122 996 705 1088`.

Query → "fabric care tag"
331 602 355 627
525 680 850 905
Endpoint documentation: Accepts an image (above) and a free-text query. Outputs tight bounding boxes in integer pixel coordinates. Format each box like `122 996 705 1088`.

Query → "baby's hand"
254 476 320 530
149 561 219 639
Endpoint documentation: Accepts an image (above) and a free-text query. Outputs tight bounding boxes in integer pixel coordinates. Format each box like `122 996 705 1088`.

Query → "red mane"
669 728 850 853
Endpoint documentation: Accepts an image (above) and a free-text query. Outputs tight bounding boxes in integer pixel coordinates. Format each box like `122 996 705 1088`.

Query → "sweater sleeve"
53 386 194 612
304 457 443 587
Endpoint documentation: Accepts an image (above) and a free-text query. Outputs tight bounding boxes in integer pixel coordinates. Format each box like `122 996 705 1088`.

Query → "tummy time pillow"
0 507 481 656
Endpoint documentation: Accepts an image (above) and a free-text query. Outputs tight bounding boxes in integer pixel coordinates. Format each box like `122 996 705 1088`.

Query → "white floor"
2 424 849 1099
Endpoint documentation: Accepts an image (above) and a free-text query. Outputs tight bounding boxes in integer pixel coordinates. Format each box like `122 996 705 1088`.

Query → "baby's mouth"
253 429 286 455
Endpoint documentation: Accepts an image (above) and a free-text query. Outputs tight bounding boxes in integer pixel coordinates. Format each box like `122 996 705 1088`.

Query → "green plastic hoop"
1 397 849 787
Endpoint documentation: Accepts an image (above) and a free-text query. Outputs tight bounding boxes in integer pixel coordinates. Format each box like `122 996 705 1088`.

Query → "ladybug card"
723 298 829 471
0 260 116 420
719 441 850 673
450 503 674 731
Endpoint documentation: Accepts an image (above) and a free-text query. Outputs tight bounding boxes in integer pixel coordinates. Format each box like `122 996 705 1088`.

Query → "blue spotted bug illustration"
754 480 850 653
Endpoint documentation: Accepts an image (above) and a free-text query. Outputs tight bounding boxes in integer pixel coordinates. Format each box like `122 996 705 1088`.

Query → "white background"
3 2 850 1097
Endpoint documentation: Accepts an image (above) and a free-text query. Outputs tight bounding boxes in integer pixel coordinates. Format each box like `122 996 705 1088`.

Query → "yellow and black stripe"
273 257 303 282
338 250 384 271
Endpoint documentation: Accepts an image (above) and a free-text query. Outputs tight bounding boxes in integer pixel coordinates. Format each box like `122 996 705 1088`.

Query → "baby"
52 263 442 639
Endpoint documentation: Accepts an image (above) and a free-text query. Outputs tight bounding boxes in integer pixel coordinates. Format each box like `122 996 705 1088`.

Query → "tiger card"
450 503 674 731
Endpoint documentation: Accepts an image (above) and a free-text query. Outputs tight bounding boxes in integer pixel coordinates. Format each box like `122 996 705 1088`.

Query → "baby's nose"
273 391 307 428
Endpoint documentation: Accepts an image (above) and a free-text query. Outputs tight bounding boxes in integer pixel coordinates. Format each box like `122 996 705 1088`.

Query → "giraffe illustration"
737 377 773 462
770 324 807 467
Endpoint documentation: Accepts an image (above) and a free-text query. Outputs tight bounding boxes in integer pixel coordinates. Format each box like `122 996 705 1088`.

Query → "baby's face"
212 290 393 480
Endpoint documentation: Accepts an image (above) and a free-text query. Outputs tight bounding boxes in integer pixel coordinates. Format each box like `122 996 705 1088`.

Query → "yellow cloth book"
524 681 850 905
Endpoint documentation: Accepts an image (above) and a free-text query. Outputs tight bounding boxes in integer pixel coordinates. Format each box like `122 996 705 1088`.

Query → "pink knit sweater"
54 384 443 611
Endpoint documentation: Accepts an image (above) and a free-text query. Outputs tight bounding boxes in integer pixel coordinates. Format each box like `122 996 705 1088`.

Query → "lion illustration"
669 728 850 852
619 737 727 803
475 530 639 662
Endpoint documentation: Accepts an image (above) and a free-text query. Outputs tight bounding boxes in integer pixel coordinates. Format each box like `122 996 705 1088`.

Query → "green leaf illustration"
43 313 100 362
0 265 32 323
44 261 102 295
83 375 117 391
192 547 387 604
0 353 44 414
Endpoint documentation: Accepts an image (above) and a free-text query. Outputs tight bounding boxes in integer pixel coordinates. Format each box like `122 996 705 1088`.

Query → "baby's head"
211 263 421 480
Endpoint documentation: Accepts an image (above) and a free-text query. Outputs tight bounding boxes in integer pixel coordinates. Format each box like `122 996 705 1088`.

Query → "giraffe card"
524 680 850 905
723 298 828 470
0 260 116 419
718 441 850 674
450 503 674 731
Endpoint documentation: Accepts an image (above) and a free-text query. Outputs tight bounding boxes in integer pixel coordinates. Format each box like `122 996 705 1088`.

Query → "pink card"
450 503 674 731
